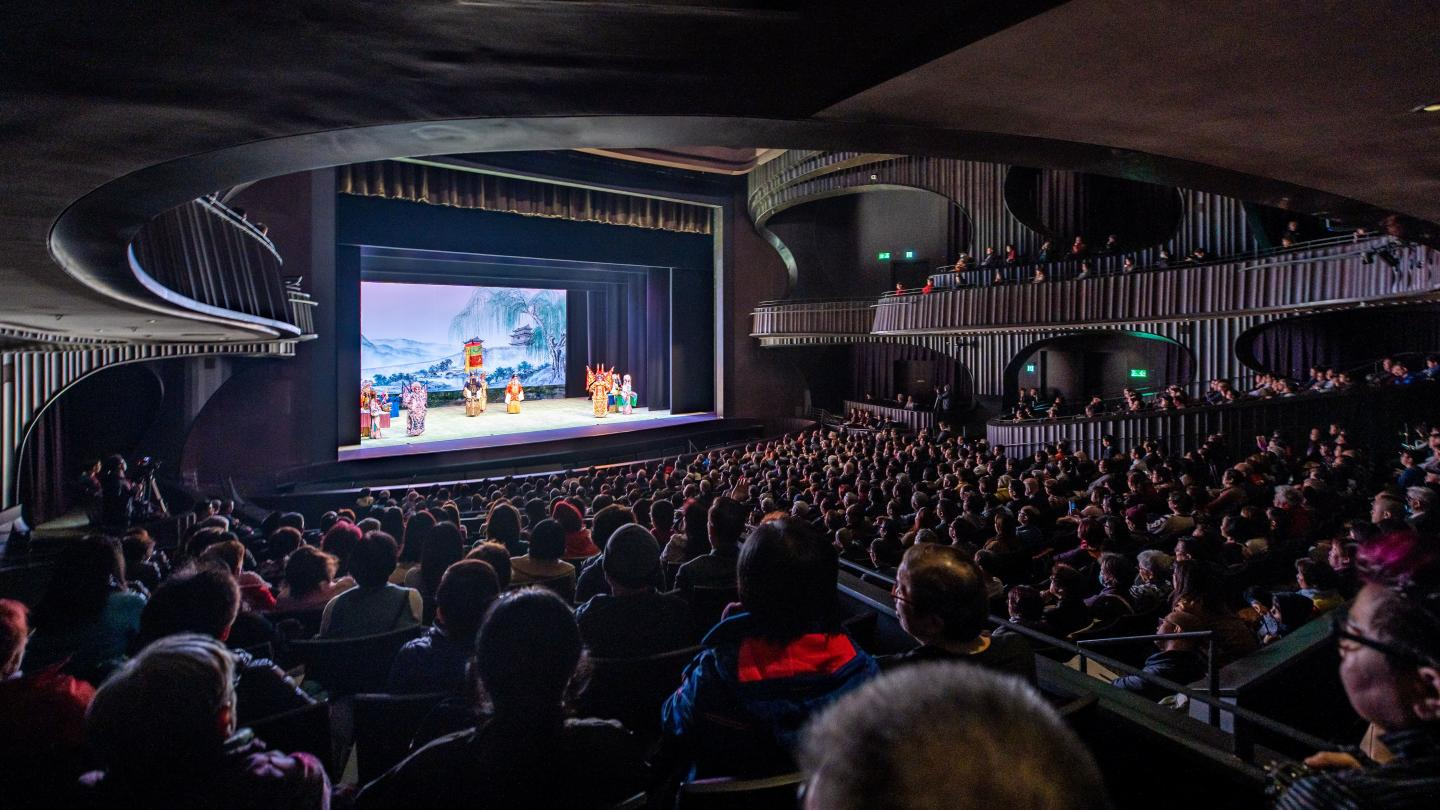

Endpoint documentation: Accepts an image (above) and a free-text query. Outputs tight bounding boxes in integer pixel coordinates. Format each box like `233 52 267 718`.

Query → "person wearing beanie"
575 524 692 658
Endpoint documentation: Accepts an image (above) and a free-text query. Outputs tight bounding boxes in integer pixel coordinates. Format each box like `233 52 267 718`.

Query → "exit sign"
877 251 891 261
903 250 916 259
1024 363 1036 373
1129 368 1149 379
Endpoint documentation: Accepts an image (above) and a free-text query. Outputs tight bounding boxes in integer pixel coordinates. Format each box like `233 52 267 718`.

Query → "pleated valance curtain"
338 161 712 235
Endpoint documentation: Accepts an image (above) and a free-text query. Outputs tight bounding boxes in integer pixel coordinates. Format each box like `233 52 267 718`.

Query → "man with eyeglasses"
1276 534 1440 809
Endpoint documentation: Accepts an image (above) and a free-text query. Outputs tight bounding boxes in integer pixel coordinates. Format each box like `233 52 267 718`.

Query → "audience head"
527 518 566 562
435 560 500 643
421 521 466 599
472 588 582 720
799 662 1109 810
135 563 240 647
602 524 662 591
0 599 29 677
466 541 513 589
350 530 400 587
484 502 522 551
739 517 838 637
33 534 125 631
86 634 237 781
893 543 988 645
282 545 338 599
591 504 636 552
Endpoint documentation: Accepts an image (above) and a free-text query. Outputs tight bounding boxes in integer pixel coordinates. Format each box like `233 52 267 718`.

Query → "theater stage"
339 397 717 461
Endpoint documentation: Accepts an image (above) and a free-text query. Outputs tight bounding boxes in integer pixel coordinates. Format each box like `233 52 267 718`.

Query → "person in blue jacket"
661 516 878 779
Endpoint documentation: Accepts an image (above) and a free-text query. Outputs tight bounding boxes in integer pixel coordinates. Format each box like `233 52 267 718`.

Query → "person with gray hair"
1129 549 1174 614
799 662 1110 810
1405 486 1439 534
80 633 330 808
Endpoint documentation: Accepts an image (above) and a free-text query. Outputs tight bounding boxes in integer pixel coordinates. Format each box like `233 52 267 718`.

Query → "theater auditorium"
1 3 1438 808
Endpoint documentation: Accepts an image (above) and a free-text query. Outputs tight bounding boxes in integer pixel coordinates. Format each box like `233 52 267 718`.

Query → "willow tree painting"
449 288 566 380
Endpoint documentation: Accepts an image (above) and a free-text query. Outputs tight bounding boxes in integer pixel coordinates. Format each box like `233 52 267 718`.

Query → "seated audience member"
79 634 330 809
1171 559 1258 665
799 662 1110 810
883 544 1036 684
662 517 879 778
0 599 97 807
482 502 524 556
388 560 500 694
1112 610 1208 700
134 564 311 724
318 530 422 639
552 500 599 559
663 498 713 566
1405 486 1439 535
998 584 1056 638
1296 558 1345 614
674 496 746 594
320 520 363 579
273 545 354 612
575 504 645 603
120 530 162 595
1044 563 1092 637
25 535 147 682
576 524 692 658
1130 550 1175 614
200 539 277 612
1086 552 1137 613
508 518 577 597
357 589 645 809
465 541 513 589
393 510 434 584
1277 537 1440 809
406 520 465 621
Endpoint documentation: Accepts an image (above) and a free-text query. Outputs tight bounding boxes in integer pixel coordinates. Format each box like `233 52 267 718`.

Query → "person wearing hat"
1112 610 1208 700
575 524 692 659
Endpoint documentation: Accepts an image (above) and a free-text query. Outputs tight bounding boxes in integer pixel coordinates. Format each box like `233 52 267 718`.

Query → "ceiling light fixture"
1410 102 1440 113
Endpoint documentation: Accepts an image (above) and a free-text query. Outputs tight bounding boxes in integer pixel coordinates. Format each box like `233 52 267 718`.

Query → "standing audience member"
78 634 331 809
357 589 645 809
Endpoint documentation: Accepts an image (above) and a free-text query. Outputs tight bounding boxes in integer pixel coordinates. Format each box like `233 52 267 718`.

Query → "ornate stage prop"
462 339 487 416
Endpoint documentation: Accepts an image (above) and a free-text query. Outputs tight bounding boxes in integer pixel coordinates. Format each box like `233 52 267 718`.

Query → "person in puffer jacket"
662 517 878 779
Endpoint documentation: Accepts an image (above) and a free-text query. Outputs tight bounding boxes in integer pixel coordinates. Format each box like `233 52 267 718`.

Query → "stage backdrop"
361 281 566 394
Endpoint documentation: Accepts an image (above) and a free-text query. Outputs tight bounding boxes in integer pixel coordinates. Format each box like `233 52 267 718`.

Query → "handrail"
837 568 1334 761
1076 630 1221 726
752 296 878 309
912 233 1388 293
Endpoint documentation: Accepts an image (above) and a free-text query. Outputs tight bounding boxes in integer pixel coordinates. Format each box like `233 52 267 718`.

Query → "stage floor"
339 397 716 461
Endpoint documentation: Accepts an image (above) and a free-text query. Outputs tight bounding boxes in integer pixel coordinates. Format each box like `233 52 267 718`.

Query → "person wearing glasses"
1276 534 1440 809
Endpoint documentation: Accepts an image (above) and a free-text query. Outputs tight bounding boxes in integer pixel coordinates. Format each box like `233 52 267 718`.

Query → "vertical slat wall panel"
0 341 295 510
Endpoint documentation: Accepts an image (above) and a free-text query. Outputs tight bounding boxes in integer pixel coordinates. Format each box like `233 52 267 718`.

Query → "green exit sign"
903 250 916 259
1129 368 1149 379
877 251 891 261
1025 363 1036 373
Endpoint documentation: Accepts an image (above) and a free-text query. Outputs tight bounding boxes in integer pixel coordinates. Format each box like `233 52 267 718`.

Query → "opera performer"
505 374 525 414
463 373 487 416
586 365 612 418
402 382 428 436
620 374 637 415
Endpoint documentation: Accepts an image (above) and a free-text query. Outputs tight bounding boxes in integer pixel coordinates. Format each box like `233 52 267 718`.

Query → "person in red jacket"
0 598 97 809
553 500 598 558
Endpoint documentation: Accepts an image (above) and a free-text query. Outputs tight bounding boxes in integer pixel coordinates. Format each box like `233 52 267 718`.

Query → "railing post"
1207 636 1220 727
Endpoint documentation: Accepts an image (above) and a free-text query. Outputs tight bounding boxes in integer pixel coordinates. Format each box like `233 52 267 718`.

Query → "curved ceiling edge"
47 115 1410 346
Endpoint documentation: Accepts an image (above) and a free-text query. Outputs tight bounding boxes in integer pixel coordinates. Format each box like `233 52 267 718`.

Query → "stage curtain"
338 161 712 235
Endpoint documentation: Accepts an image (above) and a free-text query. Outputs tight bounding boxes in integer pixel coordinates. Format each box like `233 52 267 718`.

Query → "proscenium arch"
49 115 1395 344
752 183 972 296
1000 329 1197 408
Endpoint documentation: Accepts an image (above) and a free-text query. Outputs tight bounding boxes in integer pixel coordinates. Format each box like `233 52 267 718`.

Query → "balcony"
749 298 877 346
128 197 312 340
873 236 1439 335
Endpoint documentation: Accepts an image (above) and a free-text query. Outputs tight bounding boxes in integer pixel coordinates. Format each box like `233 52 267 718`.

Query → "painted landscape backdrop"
360 281 566 392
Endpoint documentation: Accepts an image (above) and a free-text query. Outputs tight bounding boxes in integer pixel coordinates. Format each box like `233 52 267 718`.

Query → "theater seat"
578 645 702 738
683 584 739 636
677 772 805 810
246 701 335 775
353 691 452 783
288 626 424 697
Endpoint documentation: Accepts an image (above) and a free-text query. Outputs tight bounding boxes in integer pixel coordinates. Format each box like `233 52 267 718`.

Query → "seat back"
265 606 325 640
684 584 738 637
579 645 702 737
677 772 804 810
353 691 452 783
246 701 334 774
511 573 575 604
289 626 424 697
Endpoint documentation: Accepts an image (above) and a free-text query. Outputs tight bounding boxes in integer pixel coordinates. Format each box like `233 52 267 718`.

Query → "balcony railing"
873 236 1438 334
749 297 876 338
129 197 309 337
